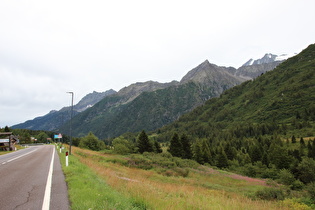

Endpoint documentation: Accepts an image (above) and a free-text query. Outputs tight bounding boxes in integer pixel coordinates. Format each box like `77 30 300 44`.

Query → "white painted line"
1 149 38 165
42 147 55 210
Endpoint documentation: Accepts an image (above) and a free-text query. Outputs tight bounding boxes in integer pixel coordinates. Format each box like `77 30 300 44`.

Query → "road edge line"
42 146 55 210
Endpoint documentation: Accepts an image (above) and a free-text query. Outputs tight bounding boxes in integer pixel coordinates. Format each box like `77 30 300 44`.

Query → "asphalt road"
0 145 69 210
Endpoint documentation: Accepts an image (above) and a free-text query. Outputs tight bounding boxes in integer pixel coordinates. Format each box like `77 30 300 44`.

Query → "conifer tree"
137 130 153 153
249 144 262 163
269 145 292 169
224 142 236 160
4 126 10 132
308 141 315 159
180 134 192 159
307 141 312 154
297 157 315 184
192 141 204 164
201 139 212 164
300 137 305 147
154 140 163 153
261 152 269 166
168 133 183 157
292 135 297 143
216 147 229 168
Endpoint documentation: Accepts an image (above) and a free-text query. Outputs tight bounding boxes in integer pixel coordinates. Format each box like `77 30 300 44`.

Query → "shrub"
255 188 285 200
278 169 296 186
260 165 279 179
160 152 172 158
173 157 199 168
281 198 312 210
290 180 304 191
113 144 130 155
159 160 176 168
306 182 315 200
174 167 190 177
112 137 134 154
243 164 257 177
127 155 153 170
297 158 315 184
79 132 105 151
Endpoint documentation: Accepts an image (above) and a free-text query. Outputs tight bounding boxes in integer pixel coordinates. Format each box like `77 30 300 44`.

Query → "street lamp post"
67 92 74 155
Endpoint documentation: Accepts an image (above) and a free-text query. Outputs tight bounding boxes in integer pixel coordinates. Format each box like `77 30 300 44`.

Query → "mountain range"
12 53 290 138
155 44 315 141
12 89 116 131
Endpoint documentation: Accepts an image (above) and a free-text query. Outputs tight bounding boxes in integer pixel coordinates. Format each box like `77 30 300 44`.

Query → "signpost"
0 132 18 151
0 139 9 143
54 133 63 142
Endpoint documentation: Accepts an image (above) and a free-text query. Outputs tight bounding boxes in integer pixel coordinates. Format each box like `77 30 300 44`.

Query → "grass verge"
58 145 304 209
58 145 147 210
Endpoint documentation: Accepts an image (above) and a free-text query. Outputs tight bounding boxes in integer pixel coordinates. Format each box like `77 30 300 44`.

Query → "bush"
243 164 257 177
174 157 200 169
290 180 304 191
297 158 315 184
255 188 285 200
79 132 105 151
174 167 190 177
278 169 296 186
260 165 279 179
281 198 312 210
306 182 315 200
112 137 134 154
127 155 153 170
113 144 130 155
160 152 173 158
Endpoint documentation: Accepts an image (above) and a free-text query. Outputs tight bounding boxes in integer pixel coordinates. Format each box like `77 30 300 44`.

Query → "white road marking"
42 147 55 210
1 149 38 165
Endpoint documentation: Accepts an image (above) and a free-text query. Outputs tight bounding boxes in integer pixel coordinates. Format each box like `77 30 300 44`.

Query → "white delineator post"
66 151 69 167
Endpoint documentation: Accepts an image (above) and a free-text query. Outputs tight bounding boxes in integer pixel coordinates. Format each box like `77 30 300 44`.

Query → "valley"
3 43 315 209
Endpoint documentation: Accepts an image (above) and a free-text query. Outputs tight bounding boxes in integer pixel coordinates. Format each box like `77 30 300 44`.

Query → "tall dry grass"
71 146 293 210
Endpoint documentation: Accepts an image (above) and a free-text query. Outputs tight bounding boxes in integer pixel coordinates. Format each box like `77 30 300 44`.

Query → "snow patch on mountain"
275 53 297 61
242 53 296 67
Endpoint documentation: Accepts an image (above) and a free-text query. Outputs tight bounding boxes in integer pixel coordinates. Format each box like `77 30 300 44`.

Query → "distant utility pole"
67 91 74 155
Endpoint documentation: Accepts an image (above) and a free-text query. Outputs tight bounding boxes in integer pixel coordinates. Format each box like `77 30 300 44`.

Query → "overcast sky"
1 0 314 127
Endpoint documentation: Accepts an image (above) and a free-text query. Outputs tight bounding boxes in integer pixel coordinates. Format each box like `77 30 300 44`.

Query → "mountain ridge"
58 55 285 138
12 52 290 137
12 89 116 130
155 43 315 141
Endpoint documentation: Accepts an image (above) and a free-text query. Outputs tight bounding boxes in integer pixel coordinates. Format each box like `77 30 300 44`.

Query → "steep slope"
115 80 179 104
75 89 116 112
231 61 282 79
12 52 289 136
227 53 291 79
241 53 295 66
58 80 178 137
180 60 244 94
60 60 246 138
156 44 315 141
12 89 116 131
11 108 76 131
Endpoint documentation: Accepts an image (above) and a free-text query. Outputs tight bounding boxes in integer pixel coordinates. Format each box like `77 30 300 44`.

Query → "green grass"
58 147 147 210
58 145 312 209
0 150 11 155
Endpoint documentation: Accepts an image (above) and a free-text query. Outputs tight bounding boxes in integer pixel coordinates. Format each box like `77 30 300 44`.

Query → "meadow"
59 145 310 209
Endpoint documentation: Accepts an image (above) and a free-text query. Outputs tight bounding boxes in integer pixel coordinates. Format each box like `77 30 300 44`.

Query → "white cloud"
0 0 315 127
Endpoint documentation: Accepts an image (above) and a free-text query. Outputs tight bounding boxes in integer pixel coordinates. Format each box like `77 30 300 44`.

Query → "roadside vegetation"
58 144 312 209
2 44 314 209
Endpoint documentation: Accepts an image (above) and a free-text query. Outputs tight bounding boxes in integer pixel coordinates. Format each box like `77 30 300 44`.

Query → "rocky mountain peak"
117 80 179 104
242 53 295 67
75 89 116 112
180 60 243 86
